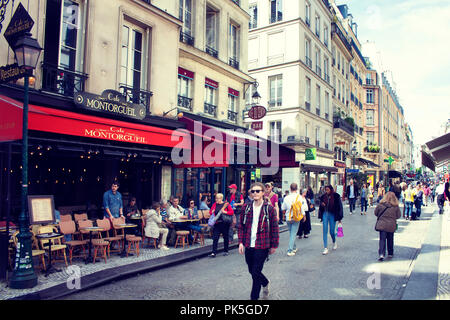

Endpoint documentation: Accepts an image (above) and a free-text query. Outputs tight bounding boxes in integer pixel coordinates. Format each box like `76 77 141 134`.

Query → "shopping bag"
337 223 344 237
208 213 216 227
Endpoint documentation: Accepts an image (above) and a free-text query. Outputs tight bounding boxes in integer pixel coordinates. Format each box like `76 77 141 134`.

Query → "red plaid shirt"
238 201 279 249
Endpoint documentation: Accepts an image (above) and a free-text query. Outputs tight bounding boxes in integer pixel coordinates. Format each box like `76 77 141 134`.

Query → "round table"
80 227 104 264
114 224 138 257
35 232 64 276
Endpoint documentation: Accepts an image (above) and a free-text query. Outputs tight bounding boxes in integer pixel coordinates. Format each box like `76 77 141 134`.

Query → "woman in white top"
143 202 169 250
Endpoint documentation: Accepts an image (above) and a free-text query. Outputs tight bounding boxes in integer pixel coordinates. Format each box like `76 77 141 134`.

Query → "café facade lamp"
9 32 42 289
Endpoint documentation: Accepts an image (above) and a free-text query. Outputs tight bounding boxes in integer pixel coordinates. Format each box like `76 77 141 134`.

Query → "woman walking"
297 188 312 239
374 192 401 261
318 185 343 255
360 184 369 215
209 193 234 257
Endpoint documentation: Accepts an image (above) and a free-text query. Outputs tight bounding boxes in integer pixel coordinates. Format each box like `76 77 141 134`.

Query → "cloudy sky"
336 0 450 145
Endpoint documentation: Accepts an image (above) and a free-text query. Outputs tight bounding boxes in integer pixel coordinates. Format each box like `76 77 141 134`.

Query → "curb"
10 224 289 300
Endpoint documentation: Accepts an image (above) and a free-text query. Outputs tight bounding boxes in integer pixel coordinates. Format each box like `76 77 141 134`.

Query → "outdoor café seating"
96 218 123 254
11 231 47 272
78 219 101 240
37 225 68 268
59 220 88 264
91 238 110 263
175 230 190 249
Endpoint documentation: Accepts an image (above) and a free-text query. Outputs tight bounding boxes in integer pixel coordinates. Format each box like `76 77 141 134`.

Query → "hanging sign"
248 105 266 120
0 63 32 84
251 121 263 130
3 3 35 48
305 148 317 160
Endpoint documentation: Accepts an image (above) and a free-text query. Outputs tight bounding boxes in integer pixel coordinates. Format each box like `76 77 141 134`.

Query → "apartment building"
244 0 336 191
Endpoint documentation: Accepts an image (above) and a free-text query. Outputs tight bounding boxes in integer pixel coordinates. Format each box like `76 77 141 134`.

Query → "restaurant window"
199 168 212 203
268 74 282 108
173 168 185 202
270 0 283 24
186 168 198 204
42 0 86 96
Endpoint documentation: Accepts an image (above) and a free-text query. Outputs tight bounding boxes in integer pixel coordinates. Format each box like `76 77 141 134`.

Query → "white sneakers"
160 245 169 250
322 243 337 255
287 251 295 256
262 281 270 299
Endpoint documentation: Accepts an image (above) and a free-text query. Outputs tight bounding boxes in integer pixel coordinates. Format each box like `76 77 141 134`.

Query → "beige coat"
374 203 401 233
144 209 166 238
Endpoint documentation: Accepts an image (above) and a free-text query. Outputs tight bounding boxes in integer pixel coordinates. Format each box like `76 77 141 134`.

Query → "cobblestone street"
61 204 440 300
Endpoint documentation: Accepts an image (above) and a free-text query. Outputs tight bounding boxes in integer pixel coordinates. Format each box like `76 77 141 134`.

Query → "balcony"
229 57 239 70
315 65 322 77
179 31 195 46
41 63 88 98
364 145 380 153
205 45 218 58
305 136 310 144
315 140 320 147
366 79 375 85
178 95 193 111
204 103 217 117
305 18 310 27
325 143 329 150
305 56 312 69
120 84 153 111
325 112 329 120
324 73 330 83
333 116 354 137
316 107 321 116
270 14 283 24
227 110 238 123
268 99 282 108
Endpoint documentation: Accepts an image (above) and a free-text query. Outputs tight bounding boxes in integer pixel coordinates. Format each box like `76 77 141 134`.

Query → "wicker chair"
59 220 88 264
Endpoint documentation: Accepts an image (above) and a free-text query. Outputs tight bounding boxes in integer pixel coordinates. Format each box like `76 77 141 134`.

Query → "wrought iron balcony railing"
204 102 217 117
205 45 218 58
227 110 238 123
41 63 88 98
333 116 355 137
305 101 311 111
305 56 312 69
119 84 153 111
315 66 322 77
316 107 321 116
178 95 193 111
229 57 239 70
179 31 195 46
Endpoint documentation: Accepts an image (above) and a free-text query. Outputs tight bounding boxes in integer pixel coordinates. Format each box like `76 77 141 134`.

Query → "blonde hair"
215 193 224 200
380 191 399 207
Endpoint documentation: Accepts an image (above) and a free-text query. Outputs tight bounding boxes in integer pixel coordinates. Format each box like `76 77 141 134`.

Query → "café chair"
126 234 142 257
193 230 205 246
96 218 123 255
92 238 110 264
11 231 47 271
141 219 158 249
37 225 68 268
60 214 73 222
175 230 190 249
74 213 88 222
59 220 88 264
111 216 126 240
78 220 101 240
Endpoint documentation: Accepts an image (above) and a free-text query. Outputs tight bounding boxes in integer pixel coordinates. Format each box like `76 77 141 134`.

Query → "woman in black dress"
297 189 313 239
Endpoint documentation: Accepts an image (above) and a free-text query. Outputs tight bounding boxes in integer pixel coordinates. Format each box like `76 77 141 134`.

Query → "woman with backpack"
374 192 401 261
318 185 343 255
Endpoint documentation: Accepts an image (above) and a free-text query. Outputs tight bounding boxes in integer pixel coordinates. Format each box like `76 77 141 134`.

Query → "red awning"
0 95 188 148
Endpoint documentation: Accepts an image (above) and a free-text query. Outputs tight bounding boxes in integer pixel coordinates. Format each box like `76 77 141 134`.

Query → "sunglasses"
250 189 263 194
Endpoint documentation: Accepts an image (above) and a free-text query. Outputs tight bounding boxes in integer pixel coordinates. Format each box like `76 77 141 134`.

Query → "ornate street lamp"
9 32 42 289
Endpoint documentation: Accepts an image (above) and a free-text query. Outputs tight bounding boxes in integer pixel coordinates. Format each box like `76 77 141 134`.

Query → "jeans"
361 198 368 212
322 211 336 248
405 202 413 218
349 197 356 212
378 231 394 256
415 202 422 217
245 248 269 300
212 222 230 254
287 221 300 253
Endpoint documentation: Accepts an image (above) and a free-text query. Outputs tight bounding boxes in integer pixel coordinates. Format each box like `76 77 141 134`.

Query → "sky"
335 0 450 146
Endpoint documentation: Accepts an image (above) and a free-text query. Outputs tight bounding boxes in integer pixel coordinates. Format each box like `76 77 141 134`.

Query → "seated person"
167 196 186 222
159 200 172 227
183 200 207 233
199 195 210 210
124 197 142 235
143 202 169 250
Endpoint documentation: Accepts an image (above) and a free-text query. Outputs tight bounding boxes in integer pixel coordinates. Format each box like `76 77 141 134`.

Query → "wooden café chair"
59 220 88 264
37 225 68 268
12 231 47 271
96 218 123 255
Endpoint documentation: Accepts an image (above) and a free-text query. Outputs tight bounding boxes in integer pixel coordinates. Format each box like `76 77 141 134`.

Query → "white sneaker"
292 248 298 254
322 248 329 255
160 245 170 250
262 281 270 298
287 251 295 256
333 242 337 250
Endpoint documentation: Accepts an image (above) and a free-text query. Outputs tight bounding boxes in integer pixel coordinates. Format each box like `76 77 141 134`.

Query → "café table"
80 226 104 264
35 232 64 277
114 224 138 257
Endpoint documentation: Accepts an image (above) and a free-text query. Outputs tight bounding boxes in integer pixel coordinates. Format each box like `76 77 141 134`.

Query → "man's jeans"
378 231 394 256
287 220 300 253
349 197 356 212
322 211 336 248
245 248 269 300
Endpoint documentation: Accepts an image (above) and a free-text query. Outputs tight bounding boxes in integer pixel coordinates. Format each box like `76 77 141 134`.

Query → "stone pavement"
437 208 450 300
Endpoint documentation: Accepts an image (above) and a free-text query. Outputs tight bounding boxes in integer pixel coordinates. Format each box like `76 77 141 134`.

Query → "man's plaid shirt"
238 201 279 249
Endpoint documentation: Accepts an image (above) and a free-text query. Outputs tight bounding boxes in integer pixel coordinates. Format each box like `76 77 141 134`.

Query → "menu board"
28 195 55 225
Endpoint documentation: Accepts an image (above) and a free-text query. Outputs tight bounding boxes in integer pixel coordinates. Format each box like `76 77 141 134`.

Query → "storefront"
0 92 186 220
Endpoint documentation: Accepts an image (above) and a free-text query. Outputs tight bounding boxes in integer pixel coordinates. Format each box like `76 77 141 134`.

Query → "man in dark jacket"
226 184 244 242
346 179 359 214
239 182 279 300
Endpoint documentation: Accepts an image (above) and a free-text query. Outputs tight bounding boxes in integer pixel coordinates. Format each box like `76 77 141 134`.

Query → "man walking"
226 184 244 243
281 183 308 256
238 182 279 300
346 179 359 215
103 181 124 220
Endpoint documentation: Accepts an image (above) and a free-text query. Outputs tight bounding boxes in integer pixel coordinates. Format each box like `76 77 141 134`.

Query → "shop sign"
0 63 32 84
346 168 359 173
251 121 263 130
248 105 266 120
74 90 146 120
305 148 317 160
334 160 346 168
3 3 34 48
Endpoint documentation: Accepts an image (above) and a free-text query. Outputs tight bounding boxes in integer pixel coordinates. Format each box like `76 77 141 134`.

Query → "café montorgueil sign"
247 105 266 120
74 89 146 120
3 3 34 48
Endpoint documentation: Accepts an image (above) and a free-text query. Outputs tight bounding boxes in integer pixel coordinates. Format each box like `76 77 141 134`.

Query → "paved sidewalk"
437 209 450 300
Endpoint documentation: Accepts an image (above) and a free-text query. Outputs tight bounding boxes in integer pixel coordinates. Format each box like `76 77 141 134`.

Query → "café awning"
422 132 450 171
0 94 188 148
301 163 338 173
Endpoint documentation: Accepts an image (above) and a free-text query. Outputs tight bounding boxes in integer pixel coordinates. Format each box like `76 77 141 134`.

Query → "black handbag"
221 213 233 224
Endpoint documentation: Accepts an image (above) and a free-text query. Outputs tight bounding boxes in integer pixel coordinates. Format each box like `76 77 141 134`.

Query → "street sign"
247 105 266 120
0 63 32 84
251 121 263 130
3 3 34 49
305 148 317 160
346 169 359 173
